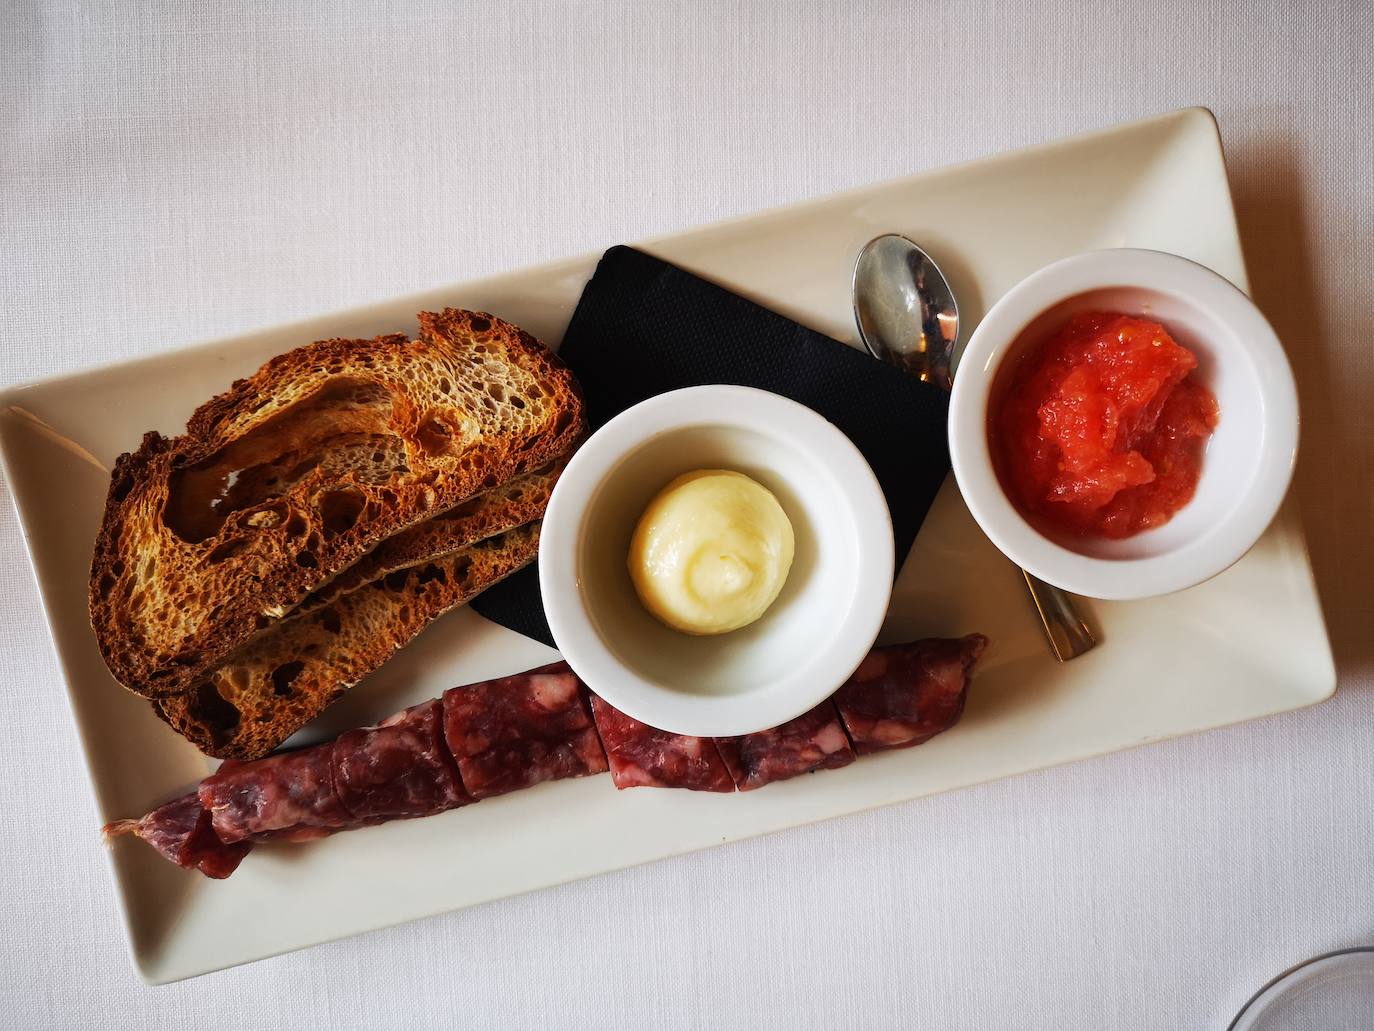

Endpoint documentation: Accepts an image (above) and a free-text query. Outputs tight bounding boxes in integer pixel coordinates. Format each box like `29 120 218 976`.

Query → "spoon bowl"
853 235 959 390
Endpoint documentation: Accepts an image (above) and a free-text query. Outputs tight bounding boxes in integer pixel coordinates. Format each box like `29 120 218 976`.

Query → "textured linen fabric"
1 1 1371 1028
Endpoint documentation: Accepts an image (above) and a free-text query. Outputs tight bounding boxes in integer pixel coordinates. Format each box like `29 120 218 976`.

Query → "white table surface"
2 2 1370 1027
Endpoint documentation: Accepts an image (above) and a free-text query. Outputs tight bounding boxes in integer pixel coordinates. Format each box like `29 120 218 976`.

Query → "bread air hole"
416 563 447 585
189 682 241 747
249 498 292 527
416 415 456 457
437 497 481 522
318 487 366 536
111 473 136 503
270 661 305 697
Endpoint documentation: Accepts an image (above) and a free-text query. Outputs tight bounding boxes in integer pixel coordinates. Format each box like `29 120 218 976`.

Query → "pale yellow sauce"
628 470 795 635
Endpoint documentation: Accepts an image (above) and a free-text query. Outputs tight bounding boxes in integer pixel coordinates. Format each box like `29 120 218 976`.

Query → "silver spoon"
852 233 1097 662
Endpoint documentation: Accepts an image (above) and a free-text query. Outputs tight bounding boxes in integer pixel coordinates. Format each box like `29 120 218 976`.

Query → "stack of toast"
89 308 584 760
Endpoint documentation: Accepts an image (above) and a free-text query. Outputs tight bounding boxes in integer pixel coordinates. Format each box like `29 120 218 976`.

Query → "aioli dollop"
628 470 795 635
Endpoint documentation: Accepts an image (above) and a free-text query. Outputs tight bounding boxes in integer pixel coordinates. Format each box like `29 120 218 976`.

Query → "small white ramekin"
539 385 893 737
948 248 1299 600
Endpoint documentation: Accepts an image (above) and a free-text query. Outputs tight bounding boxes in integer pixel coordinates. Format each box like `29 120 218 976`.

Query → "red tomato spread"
992 312 1220 539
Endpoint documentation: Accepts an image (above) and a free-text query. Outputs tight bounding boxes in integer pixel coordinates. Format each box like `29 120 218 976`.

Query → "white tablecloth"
2 2 1370 1027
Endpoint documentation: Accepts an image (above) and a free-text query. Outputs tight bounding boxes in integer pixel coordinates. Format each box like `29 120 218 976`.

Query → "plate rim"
0 105 1337 983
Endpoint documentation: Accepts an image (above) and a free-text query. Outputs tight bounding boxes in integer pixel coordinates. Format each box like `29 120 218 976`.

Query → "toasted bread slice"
145 458 562 697
90 309 582 698
155 520 542 760
295 460 561 615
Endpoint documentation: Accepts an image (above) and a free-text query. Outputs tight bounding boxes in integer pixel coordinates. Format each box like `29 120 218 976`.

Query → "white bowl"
539 385 894 737
948 248 1299 600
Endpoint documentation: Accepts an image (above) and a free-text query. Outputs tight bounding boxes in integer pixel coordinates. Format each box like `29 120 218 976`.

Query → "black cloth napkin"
471 245 950 647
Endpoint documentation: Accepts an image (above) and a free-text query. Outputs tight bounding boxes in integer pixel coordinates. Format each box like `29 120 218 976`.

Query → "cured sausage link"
589 694 734 792
713 701 856 792
103 664 614 873
195 697 470 849
442 661 607 799
201 741 354 845
103 636 988 878
831 635 987 755
103 792 251 879
334 698 470 821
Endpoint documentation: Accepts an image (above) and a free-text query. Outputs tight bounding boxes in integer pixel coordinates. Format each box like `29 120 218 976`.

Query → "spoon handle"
1021 571 1097 661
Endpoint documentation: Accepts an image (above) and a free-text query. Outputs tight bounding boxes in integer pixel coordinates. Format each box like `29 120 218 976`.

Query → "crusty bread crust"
89 309 583 698
155 521 542 760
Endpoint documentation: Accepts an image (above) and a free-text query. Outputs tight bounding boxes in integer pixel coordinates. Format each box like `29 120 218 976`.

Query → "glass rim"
1228 946 1374 1029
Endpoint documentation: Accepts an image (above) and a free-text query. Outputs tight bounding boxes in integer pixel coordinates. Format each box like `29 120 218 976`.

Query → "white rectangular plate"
0 108 1335 983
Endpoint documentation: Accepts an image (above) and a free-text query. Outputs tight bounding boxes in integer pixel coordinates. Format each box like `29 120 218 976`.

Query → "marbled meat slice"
199 741 356 843
102 792 251 879
441 661 608 799
589 695 734 792
332 698 469 820
714 701 856 791
832 635 988 754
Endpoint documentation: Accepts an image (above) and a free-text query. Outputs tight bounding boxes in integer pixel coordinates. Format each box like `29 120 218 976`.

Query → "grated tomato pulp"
992 311 1220 539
